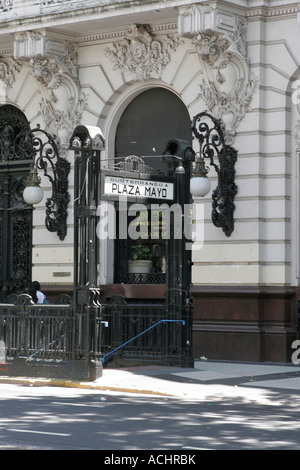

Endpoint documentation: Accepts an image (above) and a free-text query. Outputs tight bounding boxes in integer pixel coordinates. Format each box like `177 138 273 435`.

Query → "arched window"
115 88 192 170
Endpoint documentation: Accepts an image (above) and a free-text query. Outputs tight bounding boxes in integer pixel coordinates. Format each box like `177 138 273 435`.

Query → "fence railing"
94 300 185 364
0 298 78 361
0 294 188 367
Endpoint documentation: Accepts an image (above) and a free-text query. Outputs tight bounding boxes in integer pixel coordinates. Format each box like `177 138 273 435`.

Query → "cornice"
247 3 299 21
77 22 178 45
0 46 13 56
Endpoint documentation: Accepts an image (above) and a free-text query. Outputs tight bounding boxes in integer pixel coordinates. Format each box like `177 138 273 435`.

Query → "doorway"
114 88 192 285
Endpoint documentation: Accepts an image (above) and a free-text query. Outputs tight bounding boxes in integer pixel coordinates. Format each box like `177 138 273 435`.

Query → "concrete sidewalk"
2 360 300 402
92 360 300 402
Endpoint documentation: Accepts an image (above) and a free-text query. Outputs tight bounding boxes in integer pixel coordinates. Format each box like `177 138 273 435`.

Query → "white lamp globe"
23 167 44 205
190 176 211 197
23 184 44 205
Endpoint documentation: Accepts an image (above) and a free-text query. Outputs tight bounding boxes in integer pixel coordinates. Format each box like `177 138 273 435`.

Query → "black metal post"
177 161 194 368
164 140 195 368
70 125 104 307
70 125 104 380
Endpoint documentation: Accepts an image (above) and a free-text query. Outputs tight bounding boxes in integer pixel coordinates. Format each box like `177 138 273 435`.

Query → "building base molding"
192 286 298 363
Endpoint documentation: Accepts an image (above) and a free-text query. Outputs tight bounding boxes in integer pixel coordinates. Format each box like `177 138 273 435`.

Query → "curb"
0 376 173 396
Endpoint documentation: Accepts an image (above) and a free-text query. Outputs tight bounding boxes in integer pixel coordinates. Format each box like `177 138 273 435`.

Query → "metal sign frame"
100 169 175 203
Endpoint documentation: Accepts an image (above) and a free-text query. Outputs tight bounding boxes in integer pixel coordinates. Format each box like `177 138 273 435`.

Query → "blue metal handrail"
101 319 185 364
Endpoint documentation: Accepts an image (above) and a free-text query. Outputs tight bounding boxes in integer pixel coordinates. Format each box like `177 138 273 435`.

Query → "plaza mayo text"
104 176 174 200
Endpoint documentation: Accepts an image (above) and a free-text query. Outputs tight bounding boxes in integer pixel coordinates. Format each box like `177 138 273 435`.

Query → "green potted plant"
128 242 154 274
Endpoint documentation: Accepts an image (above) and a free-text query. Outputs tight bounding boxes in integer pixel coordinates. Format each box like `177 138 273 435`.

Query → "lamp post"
163 111 237 365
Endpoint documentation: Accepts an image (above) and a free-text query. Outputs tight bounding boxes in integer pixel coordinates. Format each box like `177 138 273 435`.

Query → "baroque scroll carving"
105 24 183 81
14 31 87 155
179 5 258 145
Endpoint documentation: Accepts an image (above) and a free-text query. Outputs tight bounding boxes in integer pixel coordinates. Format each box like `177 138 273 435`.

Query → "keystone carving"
105 24 183 81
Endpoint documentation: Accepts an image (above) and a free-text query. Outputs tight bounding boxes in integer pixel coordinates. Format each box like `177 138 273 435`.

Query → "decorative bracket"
178 5 258 145
191 111 237 237
23 125 70 241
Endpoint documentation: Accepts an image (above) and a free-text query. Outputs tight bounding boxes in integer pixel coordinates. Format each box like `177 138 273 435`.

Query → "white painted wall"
0 1 299 288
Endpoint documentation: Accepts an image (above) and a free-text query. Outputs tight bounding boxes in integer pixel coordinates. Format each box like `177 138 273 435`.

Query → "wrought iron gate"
95 295 188 366
0 105 33 301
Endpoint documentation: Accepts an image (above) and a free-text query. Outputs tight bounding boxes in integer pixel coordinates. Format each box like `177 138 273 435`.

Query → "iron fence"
0 294 188 367
93 300 185 364
0 299 78 361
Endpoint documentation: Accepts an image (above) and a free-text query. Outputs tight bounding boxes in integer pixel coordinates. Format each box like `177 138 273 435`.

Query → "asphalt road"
0 383 300 451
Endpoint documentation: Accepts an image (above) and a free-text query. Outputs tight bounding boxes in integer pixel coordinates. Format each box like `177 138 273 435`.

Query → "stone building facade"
0 0 300 362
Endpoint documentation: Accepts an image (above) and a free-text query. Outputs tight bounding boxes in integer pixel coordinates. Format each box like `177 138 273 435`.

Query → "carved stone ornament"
14 30 87 155
0 58 21 102
0 0 12 14
105 24 183 81
178 5 258 145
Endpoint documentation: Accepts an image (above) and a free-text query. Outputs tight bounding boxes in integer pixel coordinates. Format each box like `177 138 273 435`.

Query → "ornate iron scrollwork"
191 111 238 237
23 125 70 241
10 177 32 289
0 104 31 162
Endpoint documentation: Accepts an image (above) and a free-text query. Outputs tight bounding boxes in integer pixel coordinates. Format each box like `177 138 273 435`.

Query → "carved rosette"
14 31 87 155
179 5 258 145
105 24 183 81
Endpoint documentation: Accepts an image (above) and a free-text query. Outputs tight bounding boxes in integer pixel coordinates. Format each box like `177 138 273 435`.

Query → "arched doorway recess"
113 87 192 285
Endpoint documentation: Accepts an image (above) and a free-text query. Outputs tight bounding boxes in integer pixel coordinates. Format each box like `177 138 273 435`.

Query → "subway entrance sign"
103 175 174 201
